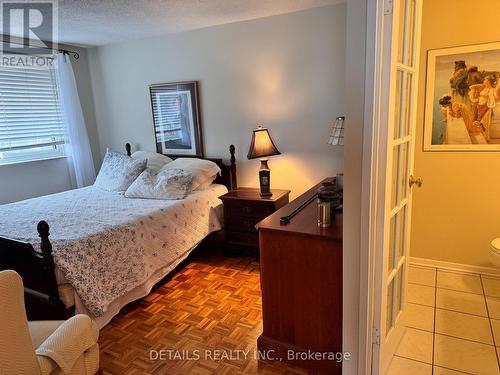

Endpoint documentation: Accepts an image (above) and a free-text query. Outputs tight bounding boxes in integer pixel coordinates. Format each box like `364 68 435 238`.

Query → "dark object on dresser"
219 188 289 257
256 178 342 374
0 143 237 320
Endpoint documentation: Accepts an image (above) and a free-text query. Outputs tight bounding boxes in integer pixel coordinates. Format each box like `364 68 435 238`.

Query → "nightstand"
219 188 290 257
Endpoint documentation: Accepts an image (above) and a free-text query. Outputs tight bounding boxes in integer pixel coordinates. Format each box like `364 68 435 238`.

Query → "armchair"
0 270 100 375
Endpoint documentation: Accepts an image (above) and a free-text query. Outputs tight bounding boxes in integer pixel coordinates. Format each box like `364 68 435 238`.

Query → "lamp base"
259 159 272 197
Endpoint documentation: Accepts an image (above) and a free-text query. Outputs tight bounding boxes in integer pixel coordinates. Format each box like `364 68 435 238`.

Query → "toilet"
489 238 500 267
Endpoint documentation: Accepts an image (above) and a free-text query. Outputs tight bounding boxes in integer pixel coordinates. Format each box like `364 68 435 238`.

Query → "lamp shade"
247 125 281 159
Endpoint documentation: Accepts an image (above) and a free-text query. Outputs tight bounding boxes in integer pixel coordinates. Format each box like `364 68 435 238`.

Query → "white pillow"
124 168 193 200
196 180 215 190
159 158 221 191
131 151 172 173
94 150 147 192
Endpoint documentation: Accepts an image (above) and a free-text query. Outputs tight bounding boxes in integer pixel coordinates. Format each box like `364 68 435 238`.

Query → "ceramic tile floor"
386 265 500 375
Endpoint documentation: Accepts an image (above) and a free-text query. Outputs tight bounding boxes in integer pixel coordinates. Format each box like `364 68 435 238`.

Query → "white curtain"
56 52 96 188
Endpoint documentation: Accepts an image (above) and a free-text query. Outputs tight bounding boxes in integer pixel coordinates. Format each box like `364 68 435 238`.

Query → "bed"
0 144 236 328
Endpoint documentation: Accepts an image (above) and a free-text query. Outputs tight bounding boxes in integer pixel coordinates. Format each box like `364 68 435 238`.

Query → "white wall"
0 44 99 204
87 5 346 199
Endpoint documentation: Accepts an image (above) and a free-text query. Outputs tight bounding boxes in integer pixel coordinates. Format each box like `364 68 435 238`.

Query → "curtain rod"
0 40 79 59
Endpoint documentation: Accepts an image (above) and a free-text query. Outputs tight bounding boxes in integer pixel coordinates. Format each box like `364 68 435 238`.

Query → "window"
0 65 66 165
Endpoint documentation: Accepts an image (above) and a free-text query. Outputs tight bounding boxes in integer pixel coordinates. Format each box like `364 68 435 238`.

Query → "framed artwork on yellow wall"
424 42 500 151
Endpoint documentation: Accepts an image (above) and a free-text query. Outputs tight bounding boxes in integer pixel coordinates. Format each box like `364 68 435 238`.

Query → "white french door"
371 0 423 373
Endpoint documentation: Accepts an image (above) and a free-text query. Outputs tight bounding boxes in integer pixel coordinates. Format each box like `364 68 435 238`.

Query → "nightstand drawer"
226 231 259 248
227 216 261 233
226 201 274 219
219 188 290 258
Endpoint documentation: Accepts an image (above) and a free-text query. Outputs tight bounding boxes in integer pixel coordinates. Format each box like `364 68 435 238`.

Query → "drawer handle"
243 206 252 214
243 219 254 228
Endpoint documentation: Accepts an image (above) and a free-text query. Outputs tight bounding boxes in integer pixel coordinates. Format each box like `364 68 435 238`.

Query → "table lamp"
247 125 281 197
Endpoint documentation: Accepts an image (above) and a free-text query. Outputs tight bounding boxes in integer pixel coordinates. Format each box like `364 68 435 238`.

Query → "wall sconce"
328 116 345 146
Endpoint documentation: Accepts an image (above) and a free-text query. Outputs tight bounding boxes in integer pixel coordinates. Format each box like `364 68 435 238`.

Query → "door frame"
357 0 385 373
344 0 415 373
357 0 423 373
359 0 388 372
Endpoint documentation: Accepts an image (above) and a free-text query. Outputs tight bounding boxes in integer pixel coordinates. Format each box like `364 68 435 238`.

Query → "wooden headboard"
125 143 237 191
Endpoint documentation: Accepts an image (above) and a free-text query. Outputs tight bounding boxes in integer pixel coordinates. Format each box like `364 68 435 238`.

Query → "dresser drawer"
226 200 274 219
226 230 259 248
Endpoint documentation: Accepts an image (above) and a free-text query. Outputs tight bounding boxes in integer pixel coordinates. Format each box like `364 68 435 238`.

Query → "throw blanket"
0 185 227 316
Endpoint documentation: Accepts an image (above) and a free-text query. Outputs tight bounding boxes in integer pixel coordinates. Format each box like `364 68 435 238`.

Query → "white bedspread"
0 184 227 317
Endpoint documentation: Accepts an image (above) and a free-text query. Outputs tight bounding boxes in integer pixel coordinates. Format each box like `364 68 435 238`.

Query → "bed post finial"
230 144 235 166
37 221 52 256
125 143 132 156
229 144 237 189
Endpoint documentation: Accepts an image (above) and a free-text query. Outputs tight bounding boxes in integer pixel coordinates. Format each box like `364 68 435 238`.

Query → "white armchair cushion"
35 315 99 375
0 270 100 375
0 271 40 374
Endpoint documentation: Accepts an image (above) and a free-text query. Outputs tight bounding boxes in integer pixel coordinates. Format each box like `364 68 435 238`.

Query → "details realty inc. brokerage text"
150 349 351 362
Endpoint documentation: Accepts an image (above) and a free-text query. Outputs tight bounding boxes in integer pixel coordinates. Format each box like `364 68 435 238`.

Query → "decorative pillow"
124 168 193 200
131 151 172 173
159 158 221 191
94 150 147 192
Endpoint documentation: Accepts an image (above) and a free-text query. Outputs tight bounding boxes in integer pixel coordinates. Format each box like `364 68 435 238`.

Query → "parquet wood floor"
99 240 311 375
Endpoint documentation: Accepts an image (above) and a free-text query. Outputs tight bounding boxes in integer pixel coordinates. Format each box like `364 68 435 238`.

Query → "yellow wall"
410 0 500 267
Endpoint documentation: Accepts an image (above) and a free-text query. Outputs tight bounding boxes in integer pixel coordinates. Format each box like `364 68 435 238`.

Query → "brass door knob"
409 175 423 188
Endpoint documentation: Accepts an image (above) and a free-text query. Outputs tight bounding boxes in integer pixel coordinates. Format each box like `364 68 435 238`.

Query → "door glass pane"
391 145 400 208
390 206 407 273
388 214 397 273
406 0 416 67
393 70 403 139
398 142 409 201
394 272 403 321
386 278 394 335
396 0 406 64
398 0 417 67
398 205 407 261
400 72 413 138
392 142 410 208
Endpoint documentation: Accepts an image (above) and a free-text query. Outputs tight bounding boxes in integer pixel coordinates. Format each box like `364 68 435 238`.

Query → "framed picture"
424 42 500 151
149 81 204 157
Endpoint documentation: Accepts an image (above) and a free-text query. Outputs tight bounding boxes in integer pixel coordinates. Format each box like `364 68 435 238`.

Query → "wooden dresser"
256 179 342 374
219 188 290 257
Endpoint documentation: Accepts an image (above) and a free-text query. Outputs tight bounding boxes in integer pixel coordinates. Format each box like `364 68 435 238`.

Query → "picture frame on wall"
424 42 500 151
149 81 204 157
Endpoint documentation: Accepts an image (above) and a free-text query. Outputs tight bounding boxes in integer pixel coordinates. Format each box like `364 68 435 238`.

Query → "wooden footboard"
0 221 73 320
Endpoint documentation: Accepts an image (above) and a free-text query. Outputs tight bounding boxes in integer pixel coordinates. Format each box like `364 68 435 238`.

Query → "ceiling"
52 0 344 47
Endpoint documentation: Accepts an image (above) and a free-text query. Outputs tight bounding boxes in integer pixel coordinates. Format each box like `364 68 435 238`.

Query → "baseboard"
410 256 500 277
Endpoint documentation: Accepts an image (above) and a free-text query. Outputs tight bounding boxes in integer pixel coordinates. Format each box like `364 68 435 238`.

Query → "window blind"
151 91 184 142
0 65 66 165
